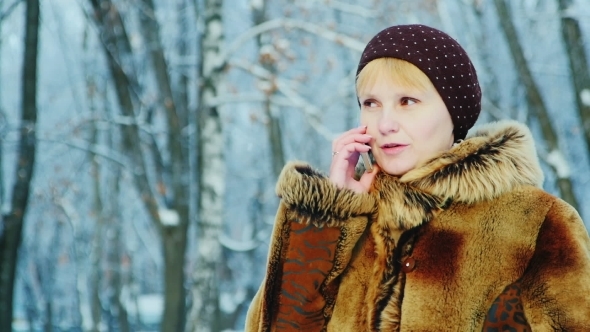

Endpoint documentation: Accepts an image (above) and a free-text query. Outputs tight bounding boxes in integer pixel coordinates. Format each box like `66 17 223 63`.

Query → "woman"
245 24 590 331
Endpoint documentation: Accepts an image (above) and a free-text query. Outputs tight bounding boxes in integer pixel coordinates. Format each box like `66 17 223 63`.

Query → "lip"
380 143 409 155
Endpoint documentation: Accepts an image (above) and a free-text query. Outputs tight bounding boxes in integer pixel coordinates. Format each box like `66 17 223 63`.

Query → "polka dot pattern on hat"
357 24 482 140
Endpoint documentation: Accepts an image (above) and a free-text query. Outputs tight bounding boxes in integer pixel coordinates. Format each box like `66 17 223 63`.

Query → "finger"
330 143 371 178
332 133 372 155
335 142 371 161
332 126 368 151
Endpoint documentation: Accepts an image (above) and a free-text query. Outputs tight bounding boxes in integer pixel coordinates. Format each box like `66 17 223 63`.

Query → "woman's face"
359 73 454 176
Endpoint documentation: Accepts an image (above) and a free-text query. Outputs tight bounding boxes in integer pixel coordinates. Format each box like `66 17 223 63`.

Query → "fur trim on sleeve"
276 161 377 227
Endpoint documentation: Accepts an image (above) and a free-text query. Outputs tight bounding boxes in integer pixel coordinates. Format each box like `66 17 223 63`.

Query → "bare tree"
88 124 106 332
88 103 106 332
105 175 130 332
137 0 191 330
0 0 40 328
186 0 225 330
557 0 590 159
86 0 191 329
493 0 579 209
251 0 285 180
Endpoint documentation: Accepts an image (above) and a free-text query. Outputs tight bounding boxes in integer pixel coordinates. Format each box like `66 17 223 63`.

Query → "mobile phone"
361 152 373 173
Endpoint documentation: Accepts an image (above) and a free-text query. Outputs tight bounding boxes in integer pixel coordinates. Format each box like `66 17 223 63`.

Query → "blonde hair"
356 58 433 95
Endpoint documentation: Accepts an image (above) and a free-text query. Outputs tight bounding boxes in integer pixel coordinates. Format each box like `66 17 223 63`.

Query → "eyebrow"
359 93 378 100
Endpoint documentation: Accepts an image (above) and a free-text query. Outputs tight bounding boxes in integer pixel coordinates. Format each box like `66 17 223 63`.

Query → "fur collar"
276 120 544 230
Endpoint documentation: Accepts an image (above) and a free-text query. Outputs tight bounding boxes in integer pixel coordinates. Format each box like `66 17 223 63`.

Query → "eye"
362 99 379 108
401 97 418 106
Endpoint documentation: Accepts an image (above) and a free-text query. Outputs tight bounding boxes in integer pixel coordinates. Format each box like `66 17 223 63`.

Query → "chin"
379 163 414 177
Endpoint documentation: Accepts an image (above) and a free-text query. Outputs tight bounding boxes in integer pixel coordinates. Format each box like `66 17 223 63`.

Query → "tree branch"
0 0 23 22
220 18 365 67
231 59 338 141
493 0 579 209
294 0 377 18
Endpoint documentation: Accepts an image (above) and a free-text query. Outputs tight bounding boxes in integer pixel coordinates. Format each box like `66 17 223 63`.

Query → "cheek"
360 112 378 131
361 118 380 146
359 112 368 126
416 112 453 149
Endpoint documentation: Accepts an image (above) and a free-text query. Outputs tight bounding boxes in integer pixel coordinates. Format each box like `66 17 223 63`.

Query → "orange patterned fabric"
482 282 531 331
274 222 342 331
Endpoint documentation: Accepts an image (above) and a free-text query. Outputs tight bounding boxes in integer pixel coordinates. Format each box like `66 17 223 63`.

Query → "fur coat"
245 120 590 331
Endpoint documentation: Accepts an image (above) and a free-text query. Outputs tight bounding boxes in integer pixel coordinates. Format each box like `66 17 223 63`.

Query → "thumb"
358 164 380 192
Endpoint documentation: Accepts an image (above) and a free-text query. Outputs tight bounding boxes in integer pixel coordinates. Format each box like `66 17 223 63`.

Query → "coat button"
401 257 416 273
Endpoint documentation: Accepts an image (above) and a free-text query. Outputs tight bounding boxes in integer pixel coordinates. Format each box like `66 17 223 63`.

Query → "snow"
11 319 30 332
198 233 222 258
1 202 9 215
159 208 180 226
580 89 590 107
547 149 571 178
202 19 224 76
256 79 274 94
275 38 290 52
219 233 258 251
79 278 93 331
220 287 246 314
250 0 263 10
125 293 164 325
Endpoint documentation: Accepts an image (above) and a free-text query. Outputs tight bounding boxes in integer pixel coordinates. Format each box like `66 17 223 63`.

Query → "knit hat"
357 24 481 141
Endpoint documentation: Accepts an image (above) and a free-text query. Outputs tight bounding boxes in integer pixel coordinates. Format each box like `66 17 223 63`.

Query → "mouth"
382 143 405 148
381 143 408 155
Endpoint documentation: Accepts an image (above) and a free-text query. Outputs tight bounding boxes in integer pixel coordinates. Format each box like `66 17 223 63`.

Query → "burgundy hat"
357 24 481 141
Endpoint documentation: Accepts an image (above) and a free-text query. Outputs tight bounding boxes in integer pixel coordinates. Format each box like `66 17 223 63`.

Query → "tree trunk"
137 0 190 329
0 0 40 328
0 0 4 218
107 189 131 332
251 0 285 180
557 0 590 160
186 0 225 331
493 0 579 209
89 111 104 332
88 2 192 330
41 217 62 332
88 0 161 223
43 301 52 332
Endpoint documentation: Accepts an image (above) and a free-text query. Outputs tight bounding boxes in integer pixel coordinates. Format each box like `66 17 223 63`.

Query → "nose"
378 107 400 134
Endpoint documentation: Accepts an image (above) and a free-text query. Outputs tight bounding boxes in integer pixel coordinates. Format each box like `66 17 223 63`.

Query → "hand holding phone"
329 126 377 193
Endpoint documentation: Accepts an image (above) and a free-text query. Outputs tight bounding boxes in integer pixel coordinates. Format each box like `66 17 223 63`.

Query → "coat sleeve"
520 198 590 330
244 162 376 332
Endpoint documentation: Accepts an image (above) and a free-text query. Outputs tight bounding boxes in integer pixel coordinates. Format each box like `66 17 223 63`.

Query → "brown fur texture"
245 121 590 331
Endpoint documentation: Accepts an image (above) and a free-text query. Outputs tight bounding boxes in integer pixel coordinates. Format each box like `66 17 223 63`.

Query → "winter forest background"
1 0 590 331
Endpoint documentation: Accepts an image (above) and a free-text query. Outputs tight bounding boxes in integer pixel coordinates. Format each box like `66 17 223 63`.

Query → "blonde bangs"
356 58 432 95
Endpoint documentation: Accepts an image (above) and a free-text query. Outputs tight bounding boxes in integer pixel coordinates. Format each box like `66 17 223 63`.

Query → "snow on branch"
55 197 80 227
481 96 510 120
39 138 130 169
221 18 366 66
158 208 180 227
230 59 338 141
219 233 259 252
581 89 590 107
546 149 571 179
206 93 268 107
294 0 378 18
